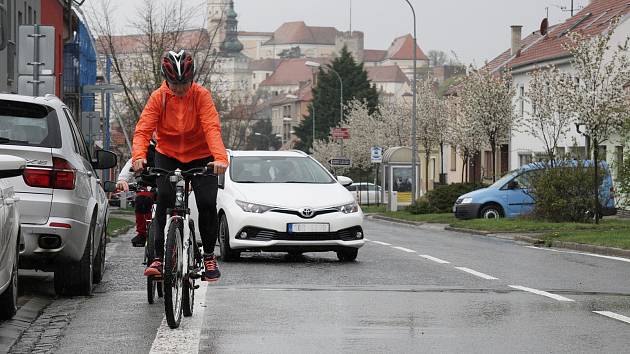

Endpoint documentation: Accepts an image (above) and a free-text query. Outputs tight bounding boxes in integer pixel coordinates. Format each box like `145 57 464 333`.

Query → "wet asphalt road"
3 218 630 353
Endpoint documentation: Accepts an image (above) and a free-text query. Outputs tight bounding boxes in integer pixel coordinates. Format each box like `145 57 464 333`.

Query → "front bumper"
225 207 365 251
454 203 481 220
19 217 90 269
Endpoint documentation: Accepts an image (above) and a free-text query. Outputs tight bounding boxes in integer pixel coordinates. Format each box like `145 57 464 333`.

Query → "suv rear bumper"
19 217 89 269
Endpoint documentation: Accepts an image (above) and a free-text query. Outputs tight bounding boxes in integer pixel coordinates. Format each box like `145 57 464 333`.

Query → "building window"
555 147 565 158
283 105 291 118
569 146 586 159
598 145 607 162
518 153 532 167
616 146 624 176
519 85 525 117
450 146 457 171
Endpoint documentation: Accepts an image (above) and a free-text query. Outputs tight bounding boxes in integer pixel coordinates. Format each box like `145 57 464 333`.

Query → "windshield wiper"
0 137 29 145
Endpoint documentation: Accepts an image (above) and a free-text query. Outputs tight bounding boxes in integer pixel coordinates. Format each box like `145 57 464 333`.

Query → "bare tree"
87 0 226 159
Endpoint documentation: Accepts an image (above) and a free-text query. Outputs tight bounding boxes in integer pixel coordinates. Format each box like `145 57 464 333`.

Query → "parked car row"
0 94 117 319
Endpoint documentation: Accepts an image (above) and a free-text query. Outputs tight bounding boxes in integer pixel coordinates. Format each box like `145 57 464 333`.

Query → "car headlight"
461 197 473 204
235 200 273 213
337 201 359 214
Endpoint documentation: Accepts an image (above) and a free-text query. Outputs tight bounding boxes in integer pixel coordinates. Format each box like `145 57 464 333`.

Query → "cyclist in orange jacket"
132 50 228 281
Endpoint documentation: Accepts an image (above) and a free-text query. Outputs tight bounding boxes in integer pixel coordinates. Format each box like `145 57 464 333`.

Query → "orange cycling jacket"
132 81 229 165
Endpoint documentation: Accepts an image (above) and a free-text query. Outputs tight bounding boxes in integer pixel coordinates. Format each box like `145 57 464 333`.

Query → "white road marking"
392 246 416 253
455 267 498 280
509 285 574 302
371 241 392 246
419 255 450 264
149 282 208 354
525 246 630 264
593 311 630 324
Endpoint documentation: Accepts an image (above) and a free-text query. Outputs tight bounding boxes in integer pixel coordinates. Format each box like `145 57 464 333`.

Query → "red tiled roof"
484 28 550 73
238 31 273 37
386 34 428 61
366 65 410 83
509 0 630 68
96 29 211 55
363 49 388 62
265 21 339 45
260 58 330 87
250 58 282 72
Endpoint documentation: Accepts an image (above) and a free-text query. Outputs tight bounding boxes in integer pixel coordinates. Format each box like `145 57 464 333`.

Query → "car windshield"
488 169 519 189
230 156 335 184
0 100 61 148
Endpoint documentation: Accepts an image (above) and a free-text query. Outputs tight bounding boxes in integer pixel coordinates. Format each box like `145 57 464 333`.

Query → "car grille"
238 226 363 241
271 208 338 219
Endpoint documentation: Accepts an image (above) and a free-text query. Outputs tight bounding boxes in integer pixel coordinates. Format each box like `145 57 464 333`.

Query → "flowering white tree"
523 65 574 164
446 96 486 182
416 79 445 191
563 18 630 223
461 69 515 182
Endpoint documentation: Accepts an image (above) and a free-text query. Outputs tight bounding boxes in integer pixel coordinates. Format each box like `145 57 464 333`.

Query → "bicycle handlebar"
144 166 216 178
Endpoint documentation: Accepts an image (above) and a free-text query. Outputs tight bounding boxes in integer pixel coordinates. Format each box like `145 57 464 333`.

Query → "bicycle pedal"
194 285 200 289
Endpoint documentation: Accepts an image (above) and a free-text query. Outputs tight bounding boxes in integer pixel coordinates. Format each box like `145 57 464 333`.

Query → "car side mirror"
0 155 26 178
337 175 353 187
92 150 118 170
218 173 225 189
103 181 117 193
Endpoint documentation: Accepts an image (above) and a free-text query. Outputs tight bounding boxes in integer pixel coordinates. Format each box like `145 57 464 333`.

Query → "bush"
405 198 435 214
527 162 603 222
426 183 485 213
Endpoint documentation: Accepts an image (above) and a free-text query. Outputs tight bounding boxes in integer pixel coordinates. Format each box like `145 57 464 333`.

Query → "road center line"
508 285 574 302
371 241 391 246
419 255 450 264
392 246 416 253
525 246 630 263
455 267 498 280
149 282 208 354
593 311 630 324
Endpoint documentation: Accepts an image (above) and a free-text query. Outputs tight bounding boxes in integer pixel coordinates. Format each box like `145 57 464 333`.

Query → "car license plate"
287 223 330 233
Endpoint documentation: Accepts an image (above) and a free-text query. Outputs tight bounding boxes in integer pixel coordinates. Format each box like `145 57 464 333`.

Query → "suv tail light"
23 157 76 190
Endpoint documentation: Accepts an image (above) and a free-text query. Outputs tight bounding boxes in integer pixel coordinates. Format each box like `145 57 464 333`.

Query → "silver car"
0 94 117 296
0 155 25 319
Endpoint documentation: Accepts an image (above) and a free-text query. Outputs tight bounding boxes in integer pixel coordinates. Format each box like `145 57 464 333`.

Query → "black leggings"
154 151 218 259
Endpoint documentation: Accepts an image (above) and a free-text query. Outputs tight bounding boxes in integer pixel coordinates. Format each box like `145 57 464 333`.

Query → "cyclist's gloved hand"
208 162 227 175
133 158 147 172
116 180 129 192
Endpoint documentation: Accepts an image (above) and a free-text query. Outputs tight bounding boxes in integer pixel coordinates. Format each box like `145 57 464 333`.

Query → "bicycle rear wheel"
163 218 184 329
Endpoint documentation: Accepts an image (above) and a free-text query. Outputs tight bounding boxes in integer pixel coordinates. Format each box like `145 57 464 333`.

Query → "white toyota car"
213 150 364 261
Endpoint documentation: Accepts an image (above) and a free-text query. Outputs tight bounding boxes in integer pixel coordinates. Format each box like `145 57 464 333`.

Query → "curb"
0 296 52 352
368 214 630 259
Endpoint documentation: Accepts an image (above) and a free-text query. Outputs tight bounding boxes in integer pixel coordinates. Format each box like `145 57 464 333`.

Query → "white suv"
0 94 117 296
209 150 364 262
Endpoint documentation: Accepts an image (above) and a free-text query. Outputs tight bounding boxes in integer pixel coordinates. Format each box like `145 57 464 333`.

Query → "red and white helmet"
161 50 195 84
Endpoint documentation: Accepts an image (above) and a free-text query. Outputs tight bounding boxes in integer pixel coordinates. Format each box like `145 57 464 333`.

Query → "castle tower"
208 0 229 50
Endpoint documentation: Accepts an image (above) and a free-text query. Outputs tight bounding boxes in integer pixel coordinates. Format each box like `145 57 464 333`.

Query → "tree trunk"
491 141 497 183
425 151 430 194
593 141 600 224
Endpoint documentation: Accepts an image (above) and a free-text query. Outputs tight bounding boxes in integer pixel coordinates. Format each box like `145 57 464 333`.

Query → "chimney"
511 25 523 56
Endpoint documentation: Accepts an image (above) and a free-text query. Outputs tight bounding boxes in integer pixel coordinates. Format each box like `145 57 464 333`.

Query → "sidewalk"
366 214 630 259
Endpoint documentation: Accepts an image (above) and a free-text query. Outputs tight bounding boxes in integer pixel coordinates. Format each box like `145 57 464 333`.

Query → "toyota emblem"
299 208 314 218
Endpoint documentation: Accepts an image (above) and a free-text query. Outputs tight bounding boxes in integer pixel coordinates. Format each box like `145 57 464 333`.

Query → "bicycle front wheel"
163 218 184 329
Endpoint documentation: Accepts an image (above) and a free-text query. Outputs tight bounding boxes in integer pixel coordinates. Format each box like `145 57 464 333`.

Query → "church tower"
208 0 229 50
220 0 244 55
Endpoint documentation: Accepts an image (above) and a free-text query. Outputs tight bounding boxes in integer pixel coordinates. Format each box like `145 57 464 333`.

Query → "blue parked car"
453 161 616 219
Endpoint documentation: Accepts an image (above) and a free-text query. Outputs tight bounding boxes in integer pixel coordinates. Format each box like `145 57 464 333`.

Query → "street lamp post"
403 0 418 204
305 61 343 142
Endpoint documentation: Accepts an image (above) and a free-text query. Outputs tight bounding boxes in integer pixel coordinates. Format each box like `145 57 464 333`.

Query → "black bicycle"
143 166 213 328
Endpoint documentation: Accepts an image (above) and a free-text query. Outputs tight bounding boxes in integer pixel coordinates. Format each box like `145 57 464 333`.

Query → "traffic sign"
328 158 352 167
371 146 383 163
331 127 350 139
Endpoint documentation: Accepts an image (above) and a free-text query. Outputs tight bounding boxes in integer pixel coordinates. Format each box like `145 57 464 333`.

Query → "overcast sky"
94 0 587 65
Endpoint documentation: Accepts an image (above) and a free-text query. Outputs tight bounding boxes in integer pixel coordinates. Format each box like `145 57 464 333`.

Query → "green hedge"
406 183 485 214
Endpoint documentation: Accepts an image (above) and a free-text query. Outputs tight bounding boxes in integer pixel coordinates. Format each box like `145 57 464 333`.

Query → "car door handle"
87 171 93 177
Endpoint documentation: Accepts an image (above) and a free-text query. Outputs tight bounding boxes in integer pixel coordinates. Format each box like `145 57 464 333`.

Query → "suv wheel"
55 222 94 296
93 225 107 284
218 214 239 262
0 241 19 319
336 247 358 262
